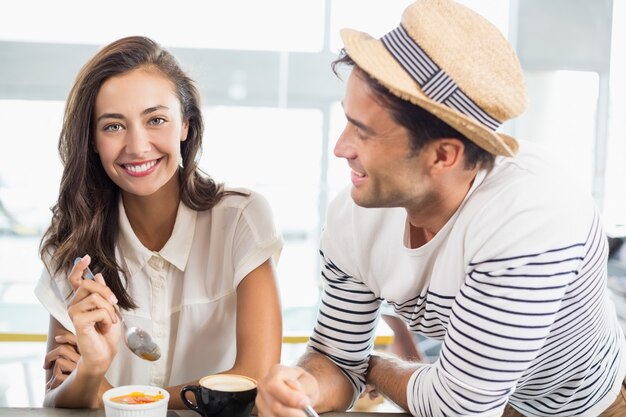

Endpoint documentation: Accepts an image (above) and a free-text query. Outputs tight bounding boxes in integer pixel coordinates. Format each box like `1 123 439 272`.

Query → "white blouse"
35 189 283 387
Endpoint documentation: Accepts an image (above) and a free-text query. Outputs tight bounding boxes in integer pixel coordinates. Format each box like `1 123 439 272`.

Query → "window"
515 70 599 192
0 100 63 406
0 0 325 52
605 0 626 232
200 106 324 308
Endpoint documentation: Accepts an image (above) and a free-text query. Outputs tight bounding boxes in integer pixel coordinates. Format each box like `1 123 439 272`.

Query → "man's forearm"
366 351 420 411
297 350 355 413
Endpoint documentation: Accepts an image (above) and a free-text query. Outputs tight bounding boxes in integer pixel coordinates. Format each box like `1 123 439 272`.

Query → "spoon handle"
303 406 320 417
73 257 96 280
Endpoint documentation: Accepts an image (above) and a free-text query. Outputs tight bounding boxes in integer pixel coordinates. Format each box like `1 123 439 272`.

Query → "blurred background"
1 0 626 407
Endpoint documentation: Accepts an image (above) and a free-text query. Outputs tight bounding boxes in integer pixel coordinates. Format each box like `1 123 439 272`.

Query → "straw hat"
340 0 527 156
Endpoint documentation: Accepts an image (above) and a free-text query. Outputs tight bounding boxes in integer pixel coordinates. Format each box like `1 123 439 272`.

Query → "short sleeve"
33 262 76 334
231 191 283 287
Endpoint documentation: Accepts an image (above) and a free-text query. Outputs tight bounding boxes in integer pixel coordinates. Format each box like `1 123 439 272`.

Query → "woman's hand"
44 332 80 391
67 255 122 376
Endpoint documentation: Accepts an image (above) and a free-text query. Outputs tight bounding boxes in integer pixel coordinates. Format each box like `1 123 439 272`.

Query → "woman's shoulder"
196 187 275 221
195 187 281 247
219 187 267 208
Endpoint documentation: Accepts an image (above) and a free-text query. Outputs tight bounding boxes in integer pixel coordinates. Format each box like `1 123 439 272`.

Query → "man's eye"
355 127 367 139
149 117 166 125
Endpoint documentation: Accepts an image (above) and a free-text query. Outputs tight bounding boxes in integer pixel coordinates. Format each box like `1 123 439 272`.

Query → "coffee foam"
200 375 256 392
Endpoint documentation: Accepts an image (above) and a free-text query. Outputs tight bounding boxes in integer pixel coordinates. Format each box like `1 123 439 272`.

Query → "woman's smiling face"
93 66 189 198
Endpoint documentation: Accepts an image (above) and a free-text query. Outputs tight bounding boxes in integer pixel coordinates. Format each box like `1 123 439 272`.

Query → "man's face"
334 70 435 210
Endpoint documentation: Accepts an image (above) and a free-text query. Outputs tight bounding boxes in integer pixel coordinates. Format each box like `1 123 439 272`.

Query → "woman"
35 36 283 408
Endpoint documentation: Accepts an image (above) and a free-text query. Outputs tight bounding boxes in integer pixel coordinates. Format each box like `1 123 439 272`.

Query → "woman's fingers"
68 256 119 330
70 274 118 307
45 375 58 392
44 343 80 369
94 272 106 286
54 332 78 348
52 357 78 376
68 282 119 325
72 308 116 335
69 255 92 290
46 371 69 391
70 257 118 307
45 345 80 391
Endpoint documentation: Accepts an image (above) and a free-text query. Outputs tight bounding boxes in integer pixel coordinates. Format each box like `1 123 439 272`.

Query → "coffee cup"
180 374 257 417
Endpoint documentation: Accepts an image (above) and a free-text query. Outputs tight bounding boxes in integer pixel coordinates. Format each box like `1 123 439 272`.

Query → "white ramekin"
103 385 169 417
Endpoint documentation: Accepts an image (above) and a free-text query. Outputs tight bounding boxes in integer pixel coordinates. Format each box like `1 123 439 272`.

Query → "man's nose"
334 126 354 159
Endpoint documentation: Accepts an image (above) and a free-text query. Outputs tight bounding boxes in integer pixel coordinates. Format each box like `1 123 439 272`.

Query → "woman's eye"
104 123 122 132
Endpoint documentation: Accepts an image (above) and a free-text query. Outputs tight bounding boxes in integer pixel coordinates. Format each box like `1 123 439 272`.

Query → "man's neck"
406 167 480 248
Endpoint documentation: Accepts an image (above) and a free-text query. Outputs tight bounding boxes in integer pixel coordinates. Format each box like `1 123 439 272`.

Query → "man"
256 0 626 416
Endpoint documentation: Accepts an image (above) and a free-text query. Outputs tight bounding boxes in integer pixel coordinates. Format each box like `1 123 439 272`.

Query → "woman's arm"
166 258 282 409
230 258 282 378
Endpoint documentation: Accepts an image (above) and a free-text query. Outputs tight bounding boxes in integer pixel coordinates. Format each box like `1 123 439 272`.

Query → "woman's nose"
125 126 151 155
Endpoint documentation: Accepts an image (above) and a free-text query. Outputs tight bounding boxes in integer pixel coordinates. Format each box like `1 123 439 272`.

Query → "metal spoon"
73 257 161 361
303 406 320 417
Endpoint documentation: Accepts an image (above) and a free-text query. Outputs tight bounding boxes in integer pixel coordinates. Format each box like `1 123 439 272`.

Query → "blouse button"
149 256 164 269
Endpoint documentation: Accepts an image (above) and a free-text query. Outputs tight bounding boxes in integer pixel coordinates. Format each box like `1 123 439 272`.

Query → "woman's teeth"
125 160 157 173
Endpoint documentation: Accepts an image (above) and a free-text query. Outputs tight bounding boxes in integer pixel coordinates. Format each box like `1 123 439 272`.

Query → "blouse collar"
117 198 197 277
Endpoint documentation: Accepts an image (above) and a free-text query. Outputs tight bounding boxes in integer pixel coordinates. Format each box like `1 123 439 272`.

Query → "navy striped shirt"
310 141 626 416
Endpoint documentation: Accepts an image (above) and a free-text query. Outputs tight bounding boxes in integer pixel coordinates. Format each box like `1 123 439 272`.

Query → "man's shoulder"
459 142 598 254
478 140 594 209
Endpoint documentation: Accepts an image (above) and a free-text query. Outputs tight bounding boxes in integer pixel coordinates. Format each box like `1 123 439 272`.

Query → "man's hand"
365 350 419 411
256 364 320 417
351 383 384 412
359 384 380 401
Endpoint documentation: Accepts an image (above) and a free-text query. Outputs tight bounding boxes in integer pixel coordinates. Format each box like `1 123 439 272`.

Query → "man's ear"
431 138 464 171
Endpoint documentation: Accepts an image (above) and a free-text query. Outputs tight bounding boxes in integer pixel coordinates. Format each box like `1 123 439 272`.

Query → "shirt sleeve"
307 191 383 407
231 191 283 287
33 263 76 334
308 249 382 407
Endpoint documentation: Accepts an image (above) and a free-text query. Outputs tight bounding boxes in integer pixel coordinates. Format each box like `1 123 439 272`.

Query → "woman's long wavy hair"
40 36 237 309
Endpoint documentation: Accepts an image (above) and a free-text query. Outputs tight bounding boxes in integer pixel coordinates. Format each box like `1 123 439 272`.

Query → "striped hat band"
381 24 501 131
